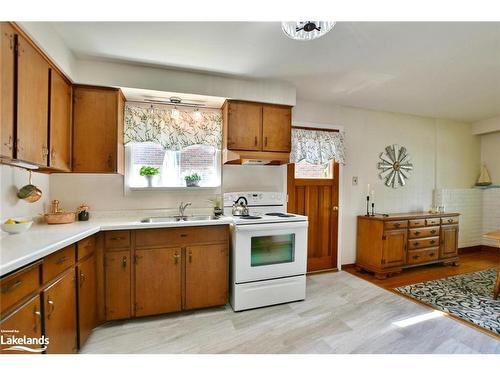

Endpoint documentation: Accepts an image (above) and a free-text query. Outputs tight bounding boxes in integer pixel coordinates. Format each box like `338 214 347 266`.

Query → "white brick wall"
436 188 500 248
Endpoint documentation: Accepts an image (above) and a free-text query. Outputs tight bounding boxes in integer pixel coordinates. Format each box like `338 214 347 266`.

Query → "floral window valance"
290 128 346 165
124 104 222 151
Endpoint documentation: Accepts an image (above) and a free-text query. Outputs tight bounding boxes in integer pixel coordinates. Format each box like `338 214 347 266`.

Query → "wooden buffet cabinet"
356 212 460 279
0 225 229 354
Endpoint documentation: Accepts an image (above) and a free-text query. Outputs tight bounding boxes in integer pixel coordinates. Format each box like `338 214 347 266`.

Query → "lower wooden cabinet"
135 247 182 317
0 296 42 354
381 229 407 268
440 225 459 259
185 244 229 310
104 250 131 320
77 253 97 347
43 270 77 354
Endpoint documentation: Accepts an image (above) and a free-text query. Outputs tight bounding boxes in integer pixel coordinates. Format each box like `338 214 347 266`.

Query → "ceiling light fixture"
281 21 335 41
171 106 180 120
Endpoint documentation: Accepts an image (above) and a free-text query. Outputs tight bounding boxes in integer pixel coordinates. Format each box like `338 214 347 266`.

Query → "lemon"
4 219 16 224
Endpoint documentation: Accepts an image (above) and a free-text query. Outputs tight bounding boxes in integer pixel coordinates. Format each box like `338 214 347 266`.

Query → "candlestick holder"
365 196 370 216
371 202 375 216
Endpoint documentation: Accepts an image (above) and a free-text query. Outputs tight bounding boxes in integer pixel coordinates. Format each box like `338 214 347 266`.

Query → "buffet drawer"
384 220 408 230
43 245 75 283
408 226 440 239
407 247 439 265
408 237 440 250
441 216 459 225
426 218 441 226
0 263 40 315
409 219 425 228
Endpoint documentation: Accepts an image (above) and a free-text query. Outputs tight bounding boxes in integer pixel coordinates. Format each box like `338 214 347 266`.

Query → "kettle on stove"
232 196 249 216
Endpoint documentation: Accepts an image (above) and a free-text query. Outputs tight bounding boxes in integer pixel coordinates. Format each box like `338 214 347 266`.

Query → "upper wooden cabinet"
16 33 50 166
72 85 125 174
49 69 72 171
222 100 292 163
0 23 15 158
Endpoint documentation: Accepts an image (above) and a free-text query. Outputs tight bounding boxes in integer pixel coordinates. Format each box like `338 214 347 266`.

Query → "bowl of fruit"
1 218 33 234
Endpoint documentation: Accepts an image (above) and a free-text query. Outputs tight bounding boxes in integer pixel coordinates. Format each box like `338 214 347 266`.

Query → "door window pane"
294 160 334 179
251 234 295 267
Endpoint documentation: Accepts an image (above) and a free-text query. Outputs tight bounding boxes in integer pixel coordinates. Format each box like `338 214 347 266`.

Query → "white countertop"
0 215 233 277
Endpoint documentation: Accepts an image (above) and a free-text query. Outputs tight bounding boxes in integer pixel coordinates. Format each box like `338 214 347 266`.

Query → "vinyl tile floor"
80 271 500 354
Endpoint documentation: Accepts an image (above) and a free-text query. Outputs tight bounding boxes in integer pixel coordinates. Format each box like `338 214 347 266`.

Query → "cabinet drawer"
0 263 40 315
104 231 130 249
441 216 459 225
407 247 439 265
135 225 228 248
408 226 440 239
426 218 441 226
408 219 425 228
384 220 407 230
77 235 96 260
43 245 75 283
408 237 440 250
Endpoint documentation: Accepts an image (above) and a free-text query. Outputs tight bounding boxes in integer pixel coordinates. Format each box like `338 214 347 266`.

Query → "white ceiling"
50 22 500 122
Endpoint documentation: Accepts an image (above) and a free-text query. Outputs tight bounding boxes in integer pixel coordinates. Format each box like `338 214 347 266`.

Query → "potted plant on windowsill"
139 166 160 187
184 172 202 187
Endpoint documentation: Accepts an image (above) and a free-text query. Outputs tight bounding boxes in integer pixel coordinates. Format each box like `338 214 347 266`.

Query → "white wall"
292 99 481 265
472 115 500 135
222 165 286 194
480 131 500 184
0 165 50 221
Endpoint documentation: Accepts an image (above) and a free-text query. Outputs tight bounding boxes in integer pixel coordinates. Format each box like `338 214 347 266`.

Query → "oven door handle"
234 221 308 232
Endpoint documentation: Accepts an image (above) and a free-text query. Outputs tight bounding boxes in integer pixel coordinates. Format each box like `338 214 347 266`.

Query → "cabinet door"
185 244 228 310
78 254 97 348
226 101 262 151
0 23 15 158
44 271 77 354
0 296 42 354
16 34 49 166
440 225 458 259
104 250 131 320
73 86 119 173
49 69 71 171
135 248 182 317
382 229 407 268
262 105 291 152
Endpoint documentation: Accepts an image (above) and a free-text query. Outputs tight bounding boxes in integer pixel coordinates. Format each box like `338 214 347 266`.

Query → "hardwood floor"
344 250 500 289
80 270 500 354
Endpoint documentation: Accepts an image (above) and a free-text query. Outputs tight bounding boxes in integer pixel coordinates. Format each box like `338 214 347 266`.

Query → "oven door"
232 221 308 283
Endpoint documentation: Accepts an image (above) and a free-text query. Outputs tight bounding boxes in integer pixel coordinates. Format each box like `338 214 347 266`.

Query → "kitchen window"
124 103 222 188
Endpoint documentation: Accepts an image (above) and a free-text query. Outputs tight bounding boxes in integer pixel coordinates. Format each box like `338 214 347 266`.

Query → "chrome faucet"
178 201 192 218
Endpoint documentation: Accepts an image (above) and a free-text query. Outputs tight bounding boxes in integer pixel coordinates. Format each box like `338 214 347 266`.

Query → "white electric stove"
223 192 308 311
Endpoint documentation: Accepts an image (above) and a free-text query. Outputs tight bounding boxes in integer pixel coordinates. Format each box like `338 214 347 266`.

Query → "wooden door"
0 23 15 158
134 248 182 316
185 244 228 310
382 229 407 267
16 34 49 165
0 296 42 354
44 271 77 354
440 225 459 259
104 250 131 320
225 101 262 151
287 162 339 272
77 254 97 348
262 105 291 152
73 86 119 172
49 69 71 171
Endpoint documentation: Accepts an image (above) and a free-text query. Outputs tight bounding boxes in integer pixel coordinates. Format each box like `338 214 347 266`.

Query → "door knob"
332 206 339 212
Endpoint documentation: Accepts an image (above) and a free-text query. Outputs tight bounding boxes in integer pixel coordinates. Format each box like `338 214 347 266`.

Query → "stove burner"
265 213 296 218
239 215 262 220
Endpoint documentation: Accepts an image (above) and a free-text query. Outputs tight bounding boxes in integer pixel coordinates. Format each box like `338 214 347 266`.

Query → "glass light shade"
192 109 202 122
171 106 180 120
281 21 335 41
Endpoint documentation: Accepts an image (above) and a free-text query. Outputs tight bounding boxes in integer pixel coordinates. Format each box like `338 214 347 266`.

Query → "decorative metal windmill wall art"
377 144 413 188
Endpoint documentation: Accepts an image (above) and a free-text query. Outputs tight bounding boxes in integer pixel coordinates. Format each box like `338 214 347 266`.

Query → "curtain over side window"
290 128 346 165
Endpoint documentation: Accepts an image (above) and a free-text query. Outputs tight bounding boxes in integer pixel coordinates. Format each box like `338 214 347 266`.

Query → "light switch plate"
352 176 358 185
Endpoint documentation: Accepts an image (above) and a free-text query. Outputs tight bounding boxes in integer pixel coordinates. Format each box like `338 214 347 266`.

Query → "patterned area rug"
395 268 500 336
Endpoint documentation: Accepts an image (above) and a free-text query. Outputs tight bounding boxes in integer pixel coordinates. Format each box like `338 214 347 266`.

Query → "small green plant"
184 173 201 183
208 196 222 209
139 166 160 176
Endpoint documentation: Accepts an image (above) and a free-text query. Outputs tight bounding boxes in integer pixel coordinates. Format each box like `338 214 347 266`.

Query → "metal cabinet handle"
430 240 436 245
80 272 85 287
264 137 268 147
412 255 420 259
51 148 56 160
1 279 22 293
430 230 436 234
188 250 192 263
394 223 400 228
173 253 180 264
55 256 68 265
414 242 419 246
110 236 125 241
4 135 13 150
34 307 41 333
121 256 127 268
180 234 188 238
254 136 258 146
47 298 55 319
448 219 453 223
429 252 435 256
414 231 420 235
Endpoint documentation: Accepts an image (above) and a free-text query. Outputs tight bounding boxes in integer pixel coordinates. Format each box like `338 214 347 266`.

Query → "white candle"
366 184 370 197
371 190 375 200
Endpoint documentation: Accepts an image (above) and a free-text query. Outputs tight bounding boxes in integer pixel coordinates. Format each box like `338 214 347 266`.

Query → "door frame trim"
288 121 345 271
